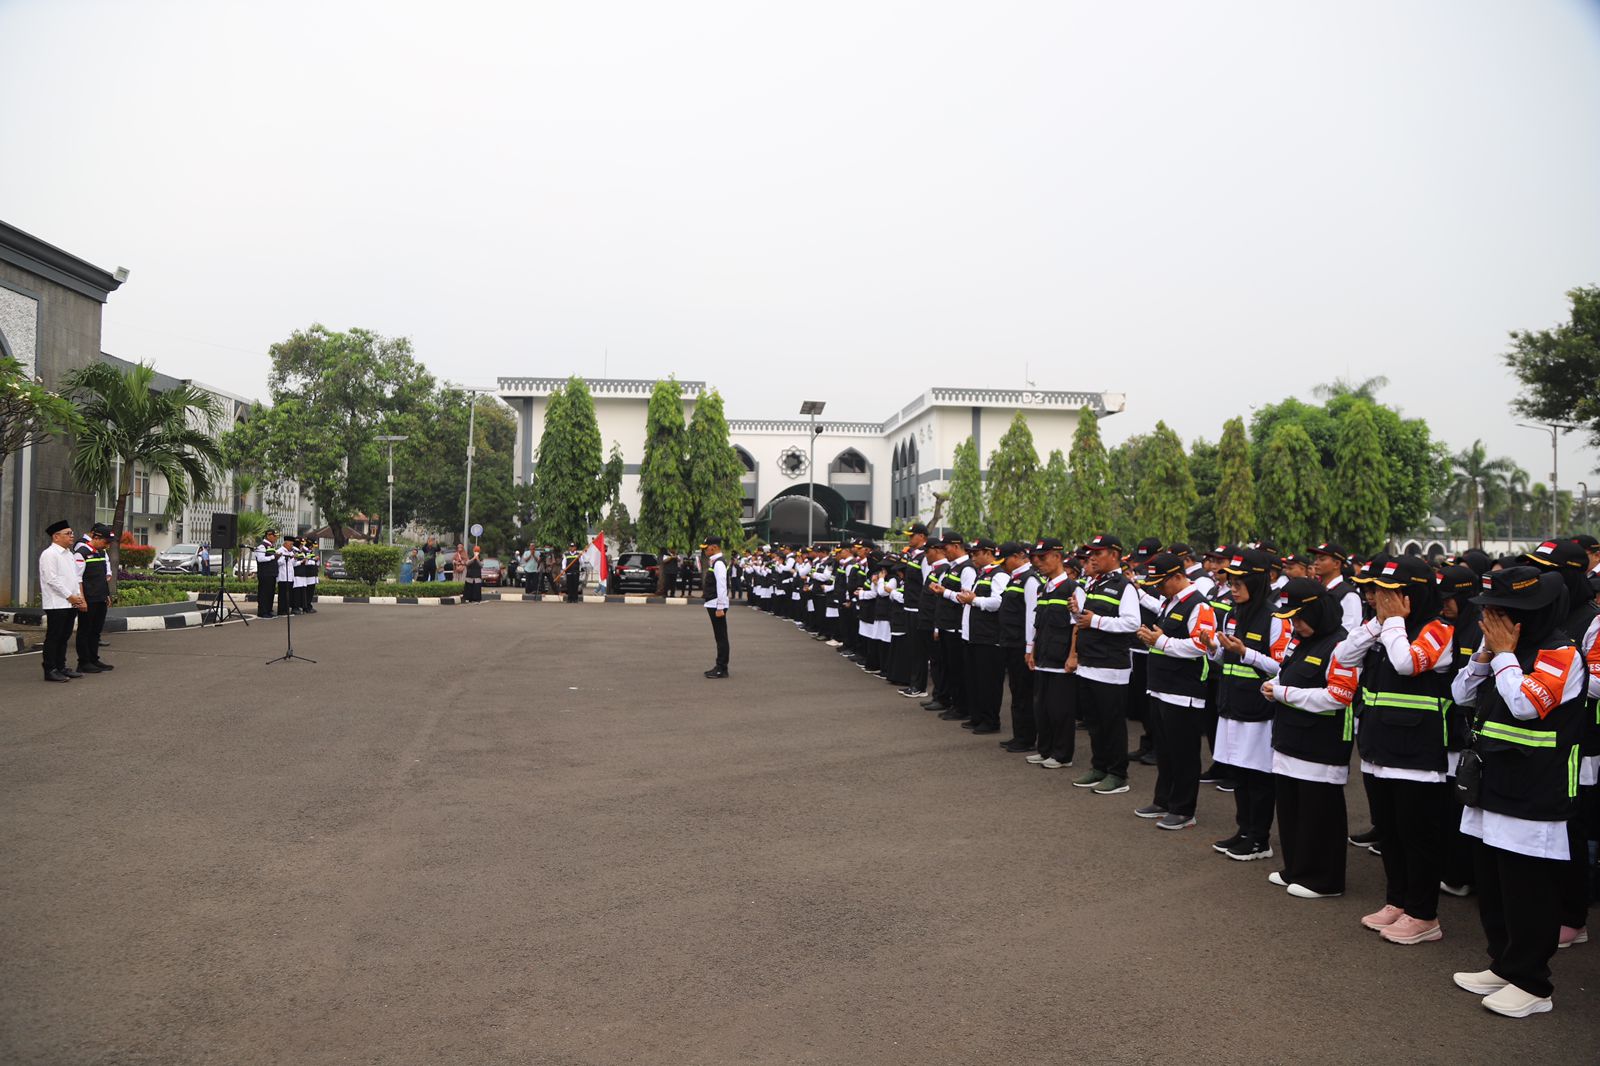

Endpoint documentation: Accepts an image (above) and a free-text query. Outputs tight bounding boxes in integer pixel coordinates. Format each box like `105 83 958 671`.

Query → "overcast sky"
4 0 1599 497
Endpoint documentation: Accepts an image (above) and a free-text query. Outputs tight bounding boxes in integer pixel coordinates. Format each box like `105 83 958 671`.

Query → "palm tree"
1313 375 1390 401
63 361 223 584
1445 439 1516 547
1501 465 1530 550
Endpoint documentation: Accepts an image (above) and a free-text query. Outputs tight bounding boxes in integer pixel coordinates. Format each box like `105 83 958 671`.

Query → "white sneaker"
1286 883 1342 899
1453 970 1509 995
1439 882 1471 898
1481 984 1552 1018
1267 871 1287 887
825 640 841 647
1024 754 1047 764
1040 758 1071 769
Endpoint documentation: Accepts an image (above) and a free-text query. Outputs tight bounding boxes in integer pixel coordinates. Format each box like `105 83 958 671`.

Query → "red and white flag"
585 532 608 581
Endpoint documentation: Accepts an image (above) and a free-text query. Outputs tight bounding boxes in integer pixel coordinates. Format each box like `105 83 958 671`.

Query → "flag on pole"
586 532 608 582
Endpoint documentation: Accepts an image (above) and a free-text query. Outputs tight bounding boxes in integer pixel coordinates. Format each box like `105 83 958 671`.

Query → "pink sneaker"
1380 915 1443 944
1360 904 1406 931
1557 925 1588 949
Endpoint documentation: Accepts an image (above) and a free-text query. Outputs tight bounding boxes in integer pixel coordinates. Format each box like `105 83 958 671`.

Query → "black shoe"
1000 739 1034 753
1347 827 1381 849
1138 751 1159 766
971 725 1000 735
59 668 83 678
1212 832 1244 854
1199 763 1224 783
1127 747 1150 761
76 663 105 673
44 670 70 682
922 700 950 711
703 668 729 679
258 613 275 619
1214 780 1236 793
960 720 978 729
937 709 965 721
93 661 114 671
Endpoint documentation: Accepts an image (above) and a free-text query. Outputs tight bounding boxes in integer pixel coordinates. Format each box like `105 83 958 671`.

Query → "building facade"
0 221 124 605
499 377 1126 539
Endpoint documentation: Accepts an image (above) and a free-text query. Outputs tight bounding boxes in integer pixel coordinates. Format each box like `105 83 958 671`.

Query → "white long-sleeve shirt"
1326 575 1363 632
39 543 80 610
961 567 1008 642
1078 578 1141 685
704 554 729 610
1010 564 1041 649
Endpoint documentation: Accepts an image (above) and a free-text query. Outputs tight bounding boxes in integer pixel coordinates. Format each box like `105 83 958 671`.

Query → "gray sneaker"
1157 813 1196 830
1134 804 1168 819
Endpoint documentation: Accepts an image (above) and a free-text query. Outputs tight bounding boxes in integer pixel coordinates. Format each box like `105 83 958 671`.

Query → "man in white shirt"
38 519 85 682
702 535 731 679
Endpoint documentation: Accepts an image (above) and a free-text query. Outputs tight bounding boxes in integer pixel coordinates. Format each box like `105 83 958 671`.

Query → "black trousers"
420 559 437 582
256 566 277 615
938 630 966 711
74 599 108 666
707 609 729 669
1034 671 1076 762
1229 765 1276 845
1367 775 1446 921
1275 774 1348 894
1475 840 1563 998
523 572 539 595
926 628 946 700
887 633 911 684
1078 677 1129 777
565 570 580 602
1441 773 1476 890
42 607 75 675
965 642 1004 729
1558 815 1592 929
911 625 932 692
278 581 293 613
1153 697 1201 816
1002 646 1035 745
1126 652 1150 729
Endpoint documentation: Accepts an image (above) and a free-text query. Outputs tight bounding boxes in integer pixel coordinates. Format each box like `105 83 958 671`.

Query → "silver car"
152 543 204 574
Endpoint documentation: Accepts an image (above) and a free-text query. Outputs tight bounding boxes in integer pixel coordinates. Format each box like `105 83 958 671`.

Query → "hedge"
111 585 194 607
136 576 466 598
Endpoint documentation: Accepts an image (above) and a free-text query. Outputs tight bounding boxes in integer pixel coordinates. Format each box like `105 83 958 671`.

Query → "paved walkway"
2 604 1595 1064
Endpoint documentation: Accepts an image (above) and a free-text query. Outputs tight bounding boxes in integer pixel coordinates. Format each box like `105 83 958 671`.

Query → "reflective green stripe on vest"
1037 598 1075 607
1571 744 1581 798
1085 592 1123 608
1359 689 1443 711
1223 663 1262 680
1476 721 1558 748
1002 584 1026 595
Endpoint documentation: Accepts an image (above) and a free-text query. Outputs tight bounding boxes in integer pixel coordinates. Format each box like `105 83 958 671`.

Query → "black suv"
609 553 660 594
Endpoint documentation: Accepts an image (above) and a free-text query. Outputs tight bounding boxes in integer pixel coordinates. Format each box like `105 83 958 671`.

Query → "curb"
0 633 24 654
484 591 697 605
1 607 220 635
184 592 460 607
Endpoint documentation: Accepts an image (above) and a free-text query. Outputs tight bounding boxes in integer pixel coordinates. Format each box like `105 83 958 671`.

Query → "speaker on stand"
205 512 249 626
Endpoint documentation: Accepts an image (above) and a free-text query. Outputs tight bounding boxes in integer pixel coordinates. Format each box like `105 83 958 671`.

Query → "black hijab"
1505 572 1571 659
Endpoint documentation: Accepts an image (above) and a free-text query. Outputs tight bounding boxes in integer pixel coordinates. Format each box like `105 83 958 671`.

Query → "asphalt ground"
2 602 1596 1065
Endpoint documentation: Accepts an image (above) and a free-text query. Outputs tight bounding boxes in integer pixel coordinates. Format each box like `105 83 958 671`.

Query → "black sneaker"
1347 827 1381 849
1000 739 1034 753
1226 839 1274 862
1214 780 1236 793
1134 805 1168 819
1199 764 1224 784
1212 832 1244 854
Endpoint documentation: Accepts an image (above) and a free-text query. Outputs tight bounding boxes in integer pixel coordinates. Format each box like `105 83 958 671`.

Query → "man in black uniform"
564 543 582 602
997 541 1040 752
254 529 280 618
898 523 930 698
73 523 115 673
702 535 731 678
933 533 976 721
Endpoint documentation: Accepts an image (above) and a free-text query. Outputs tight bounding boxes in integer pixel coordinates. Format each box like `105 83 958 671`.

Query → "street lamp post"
1516 422 1568 538
800 400 826 544
375 435 408 545
1579 481 1590 529
463 388 490 548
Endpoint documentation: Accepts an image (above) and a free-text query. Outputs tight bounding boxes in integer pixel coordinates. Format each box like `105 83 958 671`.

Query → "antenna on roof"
1025 361 1036 388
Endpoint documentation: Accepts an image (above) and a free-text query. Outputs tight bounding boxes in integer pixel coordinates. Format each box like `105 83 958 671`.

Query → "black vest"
1470 634 1584 821
1145 589 1209 700
74 540 110 601
1444 615 1483 753
257 540 278 576
1033 575 1079 668
702 557 721 600
1076 571 1134 669
999 567 1037 648
1356 621 1453 773
1270 628 1353 765
902 550 925 606
967 564 1003 646
936 559 974 633
919 562 946 629
1219 608 1276 722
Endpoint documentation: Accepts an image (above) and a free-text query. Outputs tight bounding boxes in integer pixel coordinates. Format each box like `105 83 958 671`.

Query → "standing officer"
73 523 115 672
1027 538 1083 769
702 535 731 678
1133 552 1216 829
1310 542 1363 632
564 543 582 602
898 523 929 697
254 528 280 618
1073 534 1141 795
38 520 84 682
956 537 1008 735
997 541 1041 753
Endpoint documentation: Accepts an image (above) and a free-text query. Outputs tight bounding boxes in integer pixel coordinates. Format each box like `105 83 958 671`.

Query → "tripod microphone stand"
206 547 250 627
266 575 315 666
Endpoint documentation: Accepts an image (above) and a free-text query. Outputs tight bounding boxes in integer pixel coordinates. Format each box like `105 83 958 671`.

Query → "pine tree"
1132 421 1196 545
985 412 1044 541
1214 416 1256 546
946 436 985 537
1255 422 1326 552
1039 448 1070 540
1328 400 1390 553
533 376 605 546
636 378 693 554
1067 407 1112 544
685 389 745 549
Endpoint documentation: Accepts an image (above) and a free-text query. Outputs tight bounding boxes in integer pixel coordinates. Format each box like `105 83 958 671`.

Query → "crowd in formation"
735 527 1600 1019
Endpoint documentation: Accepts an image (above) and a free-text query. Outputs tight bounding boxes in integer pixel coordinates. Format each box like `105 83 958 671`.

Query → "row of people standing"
251 531 321 617
750 527 1599 1021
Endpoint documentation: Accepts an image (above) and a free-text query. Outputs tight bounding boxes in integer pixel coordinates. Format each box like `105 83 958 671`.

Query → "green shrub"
340 544 406 590
111 585 192 607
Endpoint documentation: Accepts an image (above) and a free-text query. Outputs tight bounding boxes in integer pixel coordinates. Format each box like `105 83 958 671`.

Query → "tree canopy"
985 412 1043 541
636 379 692 554
686 389 745 549
1132 421 1196 546
946 436 984 537
1505 285 1600 452
1214 416 1256 547
1254 422 1325 552
1066 407 1111 545
533 377 605 547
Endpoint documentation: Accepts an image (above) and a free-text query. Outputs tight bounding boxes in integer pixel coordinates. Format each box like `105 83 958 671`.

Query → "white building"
498 377 1126 540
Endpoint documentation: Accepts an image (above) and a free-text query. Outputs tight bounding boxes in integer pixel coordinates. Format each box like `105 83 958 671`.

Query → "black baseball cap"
1273 577 1328 618
997 541 1029 558
701 535 723 548
1167 543 1193 557
88 522 113 537
1203 544 1232 560
1281 553 1311 568
1222 548 1272 576
970 536 999 553
942 532 966 547
1308 542 1345 560
1472 565 1562 610
1083 533 1122 553
904 522 929 536
1030 537 1066 555
1572 533 1598 551
1526 539 1586 571
1136 552 1185 587
1370 555 1435 591
1437 564 1479 600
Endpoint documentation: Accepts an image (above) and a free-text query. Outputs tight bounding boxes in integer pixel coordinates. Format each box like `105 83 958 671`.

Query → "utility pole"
800 400 826 544
463 391 482 548
1517 422 1568 538
376 435 407 545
